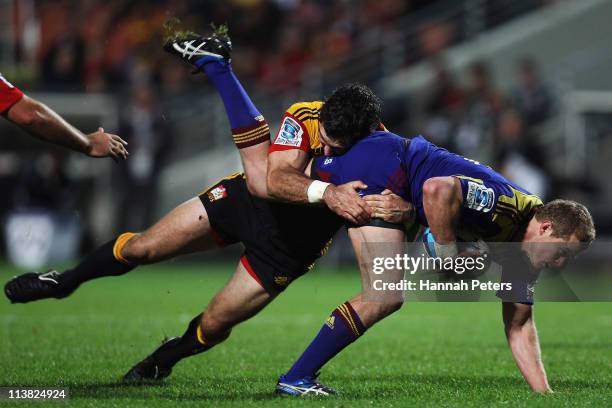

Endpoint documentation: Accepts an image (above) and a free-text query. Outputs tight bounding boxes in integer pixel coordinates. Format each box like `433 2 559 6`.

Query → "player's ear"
539 220 553 236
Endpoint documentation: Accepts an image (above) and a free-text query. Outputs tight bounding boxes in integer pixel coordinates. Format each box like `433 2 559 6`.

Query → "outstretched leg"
4 197 217 303
164 29 271 196
124 259 274 381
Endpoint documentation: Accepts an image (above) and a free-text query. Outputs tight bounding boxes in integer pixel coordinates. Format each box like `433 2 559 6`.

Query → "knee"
382 299 404 316
371 299 403 320
200 312 233 345
121 235 157 264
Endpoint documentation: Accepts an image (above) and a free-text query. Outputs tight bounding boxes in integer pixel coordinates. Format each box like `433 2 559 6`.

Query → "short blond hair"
535 199 595 243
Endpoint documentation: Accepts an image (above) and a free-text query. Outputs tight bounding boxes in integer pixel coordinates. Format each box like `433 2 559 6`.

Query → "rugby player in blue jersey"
275 131 595 396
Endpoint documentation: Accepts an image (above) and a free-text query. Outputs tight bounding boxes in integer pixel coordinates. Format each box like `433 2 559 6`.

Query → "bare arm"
502 302 552 393
422 176 462 244
5 95 128 160
267 149 313 203
267 149 371 224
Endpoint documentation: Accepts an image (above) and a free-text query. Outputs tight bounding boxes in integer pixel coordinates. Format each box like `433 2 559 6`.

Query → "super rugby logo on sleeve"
207 185 227 202
465 181 495 212
275 116 303 147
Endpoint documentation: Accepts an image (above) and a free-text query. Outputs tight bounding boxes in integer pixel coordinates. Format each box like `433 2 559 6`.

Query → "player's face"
523 221 582 270
319 124 346 156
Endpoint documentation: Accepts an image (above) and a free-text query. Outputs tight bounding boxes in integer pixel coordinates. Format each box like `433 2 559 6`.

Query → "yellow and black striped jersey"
269 101 325 156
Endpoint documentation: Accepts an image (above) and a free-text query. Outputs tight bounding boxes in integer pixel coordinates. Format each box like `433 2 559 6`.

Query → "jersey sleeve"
455 175 542 242
455 176 503 229
269 105 312 154
0 74 24 113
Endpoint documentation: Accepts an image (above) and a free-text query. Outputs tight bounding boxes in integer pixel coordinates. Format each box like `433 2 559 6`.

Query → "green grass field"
1 262 610 407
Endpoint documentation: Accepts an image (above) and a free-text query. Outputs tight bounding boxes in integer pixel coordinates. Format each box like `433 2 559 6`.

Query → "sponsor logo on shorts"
465 181 495 212
274 276 291 286
207 185 227 202
323 157 333 166
274 116 303 147
254 115 265 122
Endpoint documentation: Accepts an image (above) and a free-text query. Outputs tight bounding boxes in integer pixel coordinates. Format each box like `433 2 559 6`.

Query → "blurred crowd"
420 56 554 199
16 0 548 93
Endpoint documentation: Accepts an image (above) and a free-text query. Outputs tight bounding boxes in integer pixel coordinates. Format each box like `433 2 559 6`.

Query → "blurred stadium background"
1 0 612 267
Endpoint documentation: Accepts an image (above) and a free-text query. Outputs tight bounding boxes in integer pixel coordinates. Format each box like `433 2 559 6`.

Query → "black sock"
155 314 212 368
58 233 136 292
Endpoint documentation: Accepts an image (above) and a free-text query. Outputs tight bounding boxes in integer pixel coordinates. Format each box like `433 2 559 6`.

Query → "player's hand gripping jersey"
313 132 543 242
0 74 24 113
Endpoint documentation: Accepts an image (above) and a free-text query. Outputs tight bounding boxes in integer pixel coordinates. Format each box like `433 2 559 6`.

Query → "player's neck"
514 215 537 242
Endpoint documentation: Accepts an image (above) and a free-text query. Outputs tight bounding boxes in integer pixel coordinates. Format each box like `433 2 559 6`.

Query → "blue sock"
283 301 366 381
197 60 269 148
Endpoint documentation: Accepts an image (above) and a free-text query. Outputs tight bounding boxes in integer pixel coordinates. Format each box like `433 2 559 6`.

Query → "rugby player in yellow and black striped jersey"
169 32 383 225
4 28 412 391
160 26 382 227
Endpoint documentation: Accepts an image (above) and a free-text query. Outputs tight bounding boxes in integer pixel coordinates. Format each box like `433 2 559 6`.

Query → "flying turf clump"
163 17 229 42
210 23 229 41
163 17 199 42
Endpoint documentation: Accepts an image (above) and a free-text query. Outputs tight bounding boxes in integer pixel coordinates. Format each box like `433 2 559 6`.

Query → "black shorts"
199 173 343 295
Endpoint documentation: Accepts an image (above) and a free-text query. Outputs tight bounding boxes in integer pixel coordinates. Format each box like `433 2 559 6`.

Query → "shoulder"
285 101 324 120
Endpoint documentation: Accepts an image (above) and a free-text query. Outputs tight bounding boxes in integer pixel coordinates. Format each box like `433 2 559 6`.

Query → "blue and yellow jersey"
270 101 325 156
312 132 543 242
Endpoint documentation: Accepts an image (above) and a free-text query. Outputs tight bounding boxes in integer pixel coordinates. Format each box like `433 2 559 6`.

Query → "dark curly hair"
320 83 382 148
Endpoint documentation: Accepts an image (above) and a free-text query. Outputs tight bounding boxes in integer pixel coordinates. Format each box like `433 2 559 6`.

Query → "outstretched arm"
502 302 552 393
5 95 128 160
